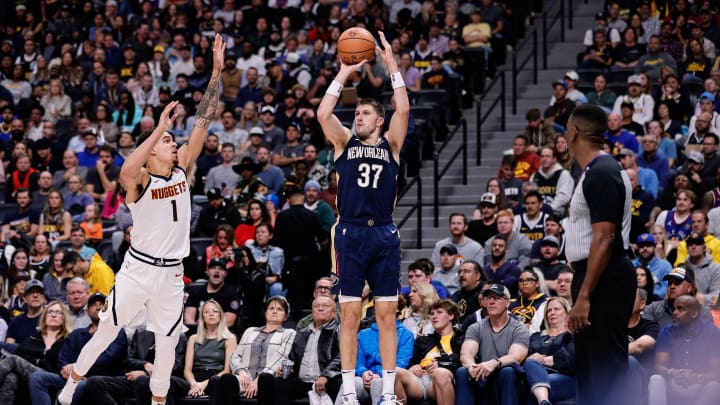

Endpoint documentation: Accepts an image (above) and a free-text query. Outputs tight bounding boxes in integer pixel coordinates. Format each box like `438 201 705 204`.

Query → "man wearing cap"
0 188 40 247
689 93 720 137
4 279 46 345
648 294 720 405
221 51 242 105
584 12 621 48
484 235 521 297
549 71 587 105
304 180 335 233
675 210 720 265
233 157 264 209
241 126 265 162
612 74 655 126
544 80 576 129
433 245 461 295
28 292 128 405
273 121 306 176
277 90 302 130
530 147 574 217
633 232 672 298
535 235 566 291
619 101 645 136
119 44 138 82
678 232 720 304
564 105 636 404
204 142 240 196
260 105 286 150
431 213 485 269
196 187 242 237
183 258 241 331
468 192 499 246
618 149 659 200
455 283 529 405
285 52 311 89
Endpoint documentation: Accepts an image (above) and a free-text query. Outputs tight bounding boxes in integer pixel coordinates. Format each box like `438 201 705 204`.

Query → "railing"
511 28 538 114
542 0 565 70
433 118 468 227
396 175 422 249
475 71 506 166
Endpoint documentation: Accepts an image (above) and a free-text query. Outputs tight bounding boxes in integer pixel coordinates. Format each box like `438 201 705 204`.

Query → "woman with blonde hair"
238 101 259 131
401 281 439 337
522 296 575 405
0 301 72 404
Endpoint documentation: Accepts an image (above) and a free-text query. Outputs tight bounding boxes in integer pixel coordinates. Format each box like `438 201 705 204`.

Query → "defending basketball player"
57 35 226 405
316 31 409 405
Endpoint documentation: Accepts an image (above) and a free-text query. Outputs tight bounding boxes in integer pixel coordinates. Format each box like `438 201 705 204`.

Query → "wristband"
326 80 343 97
390 72 405 89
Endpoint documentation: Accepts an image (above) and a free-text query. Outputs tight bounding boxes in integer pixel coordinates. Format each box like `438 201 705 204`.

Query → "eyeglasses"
47 310 63 316
484 295 507 301
519 278 538 284
315 286 331 292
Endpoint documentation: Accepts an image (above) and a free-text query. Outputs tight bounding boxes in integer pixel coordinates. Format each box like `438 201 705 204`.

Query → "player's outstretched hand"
375 31 396 69
157 100 179 131
338 57 367 75
212 33 227 72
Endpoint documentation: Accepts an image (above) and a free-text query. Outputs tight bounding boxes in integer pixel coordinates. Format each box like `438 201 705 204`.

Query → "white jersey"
128 166 191 260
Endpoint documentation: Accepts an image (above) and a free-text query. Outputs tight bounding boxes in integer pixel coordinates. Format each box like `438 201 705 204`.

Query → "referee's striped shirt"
565 154 632 263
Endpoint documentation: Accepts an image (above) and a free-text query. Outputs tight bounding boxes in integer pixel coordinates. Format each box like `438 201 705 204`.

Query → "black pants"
571 256 636 405
273 376 341 405
81 376 133 405
211 372 275 405
134 374 220 405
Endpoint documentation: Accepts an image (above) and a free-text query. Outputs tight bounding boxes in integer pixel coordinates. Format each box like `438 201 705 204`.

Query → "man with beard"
485 209 532 269
31 170 53 210
221 51 242 107
467 192 498 246
234 66 263 110
432 245 461 295
647 294 720 405
613 74 655 126
513 191 548 242
534 235 566 294
255 144 284 194
32 138 63 173
633 233 672 299
675 210 720 266
605 113 639 155
304 180 334 233
431 213 485 268
678 233 720 304
450 260 487 324
273 123 306 177
182 258 241 333
0 188 39 247
483 235 521 297
642 267 714 330
85 145 121 201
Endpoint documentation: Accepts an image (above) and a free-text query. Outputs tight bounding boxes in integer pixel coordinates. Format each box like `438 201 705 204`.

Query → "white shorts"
99 250 185 336
413 374 431 401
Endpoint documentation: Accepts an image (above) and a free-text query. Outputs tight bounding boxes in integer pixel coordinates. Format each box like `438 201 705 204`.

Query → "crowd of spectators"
7 0 720 404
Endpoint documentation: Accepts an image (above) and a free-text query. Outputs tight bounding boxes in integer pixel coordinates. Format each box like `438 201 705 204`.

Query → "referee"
564 105 636 405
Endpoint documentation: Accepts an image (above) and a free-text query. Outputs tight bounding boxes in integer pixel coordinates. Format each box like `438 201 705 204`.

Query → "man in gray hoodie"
529 147 574 217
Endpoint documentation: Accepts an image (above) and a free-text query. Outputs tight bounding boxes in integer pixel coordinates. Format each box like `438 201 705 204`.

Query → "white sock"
382 369 396 397
341 369 356 398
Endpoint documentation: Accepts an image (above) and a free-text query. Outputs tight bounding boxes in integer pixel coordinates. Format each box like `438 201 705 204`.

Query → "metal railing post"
512 51 518 115
560 0 565 42
416 176 422 249
476 101 482 166
501 72 506 131
433 155 439 228
462 119 467 185
533 30 538 84
542 11 548 69
568 0 574 30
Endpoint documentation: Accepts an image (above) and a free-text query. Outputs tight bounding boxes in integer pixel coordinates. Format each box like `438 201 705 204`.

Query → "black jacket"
411 330 465 374
196 200 243 237
15 332 66 373
288 318 341 380
126 328 187 377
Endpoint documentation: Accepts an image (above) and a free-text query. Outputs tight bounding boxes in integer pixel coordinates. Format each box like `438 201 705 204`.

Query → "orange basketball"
337 28 376 65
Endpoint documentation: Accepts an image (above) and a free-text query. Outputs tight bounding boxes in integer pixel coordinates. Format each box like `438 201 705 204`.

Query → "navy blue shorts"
331 220 401 298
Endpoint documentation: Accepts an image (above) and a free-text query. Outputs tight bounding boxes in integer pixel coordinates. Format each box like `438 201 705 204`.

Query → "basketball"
337 28 376 65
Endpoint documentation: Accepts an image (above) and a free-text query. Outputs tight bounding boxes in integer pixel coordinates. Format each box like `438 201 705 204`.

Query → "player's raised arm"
119 100 179 191
178 34 226 169
377 31 409 158
316 59 365 151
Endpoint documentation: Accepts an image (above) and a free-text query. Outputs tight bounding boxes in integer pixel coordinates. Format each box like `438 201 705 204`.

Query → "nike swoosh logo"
175 273 182 277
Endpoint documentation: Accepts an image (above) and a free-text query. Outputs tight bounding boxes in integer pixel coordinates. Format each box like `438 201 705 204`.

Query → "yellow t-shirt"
462 23 491 48
86 253 114 295
419 333 454 369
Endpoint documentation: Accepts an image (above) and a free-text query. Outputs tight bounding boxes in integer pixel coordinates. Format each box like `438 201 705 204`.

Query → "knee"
498 366 517 382
455 367 470 382
431 368 453 385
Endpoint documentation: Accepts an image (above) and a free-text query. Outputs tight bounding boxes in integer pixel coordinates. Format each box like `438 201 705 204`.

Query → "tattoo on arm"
194 72 221 129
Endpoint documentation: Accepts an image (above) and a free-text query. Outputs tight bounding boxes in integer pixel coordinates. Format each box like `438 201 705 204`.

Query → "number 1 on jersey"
171 199 177 222
357 163 383 189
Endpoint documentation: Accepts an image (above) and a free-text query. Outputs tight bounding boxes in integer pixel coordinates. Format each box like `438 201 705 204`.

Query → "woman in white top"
40 79 71 124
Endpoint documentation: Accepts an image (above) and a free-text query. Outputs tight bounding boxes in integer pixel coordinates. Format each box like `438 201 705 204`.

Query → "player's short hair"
570 104 608 146
524 190 542 203
358 98 385 117
61 251 83 267
448 212 467 225
137 130 174 147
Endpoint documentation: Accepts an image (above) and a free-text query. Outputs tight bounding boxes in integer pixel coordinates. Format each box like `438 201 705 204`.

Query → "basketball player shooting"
316 31 409 405
57 35 226 405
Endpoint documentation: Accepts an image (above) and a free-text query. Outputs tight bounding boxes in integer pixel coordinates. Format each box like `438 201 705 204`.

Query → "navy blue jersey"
335 136 399 222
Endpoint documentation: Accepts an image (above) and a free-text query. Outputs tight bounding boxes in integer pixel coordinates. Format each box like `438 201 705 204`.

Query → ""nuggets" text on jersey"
150 181 188 200
346 145 390 162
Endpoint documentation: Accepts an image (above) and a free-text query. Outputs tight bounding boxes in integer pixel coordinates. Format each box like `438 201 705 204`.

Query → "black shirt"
184 283 242 323
466 219 497 246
